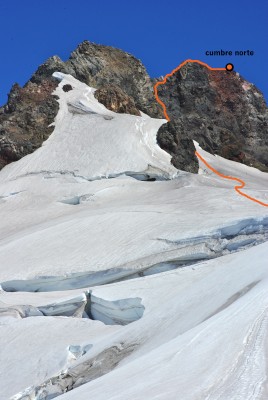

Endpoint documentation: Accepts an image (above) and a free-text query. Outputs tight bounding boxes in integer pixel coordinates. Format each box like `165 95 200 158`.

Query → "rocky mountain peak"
0 41 162 170
66 40 160 117
157 62 268 172
0 42 267 173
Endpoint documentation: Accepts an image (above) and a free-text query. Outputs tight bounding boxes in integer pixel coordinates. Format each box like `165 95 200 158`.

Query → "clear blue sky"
0 0 267 106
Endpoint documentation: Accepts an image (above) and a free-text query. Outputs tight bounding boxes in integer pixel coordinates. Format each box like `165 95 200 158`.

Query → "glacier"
0 73 268 400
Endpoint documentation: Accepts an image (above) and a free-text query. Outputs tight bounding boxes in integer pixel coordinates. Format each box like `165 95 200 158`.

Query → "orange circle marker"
154 60 268 207
226 63 234 71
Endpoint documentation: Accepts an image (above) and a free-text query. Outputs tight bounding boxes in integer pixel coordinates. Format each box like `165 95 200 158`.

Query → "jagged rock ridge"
0 41 267 173
0 41 162 170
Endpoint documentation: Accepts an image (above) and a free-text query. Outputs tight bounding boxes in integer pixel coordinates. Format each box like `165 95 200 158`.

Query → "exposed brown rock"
0 78 59 170
94 84 140 116
65 41 161 118
156 62 268 172
0 41 161 170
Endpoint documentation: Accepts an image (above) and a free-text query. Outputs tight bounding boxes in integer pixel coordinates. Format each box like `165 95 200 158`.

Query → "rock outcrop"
157 121 199 173
67 41 161 117
156 62 268 172
0 41 161 170
0 79 59 170
94 84 140 116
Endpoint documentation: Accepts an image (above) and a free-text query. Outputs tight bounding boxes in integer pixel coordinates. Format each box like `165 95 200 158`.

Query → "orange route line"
154 59 268 207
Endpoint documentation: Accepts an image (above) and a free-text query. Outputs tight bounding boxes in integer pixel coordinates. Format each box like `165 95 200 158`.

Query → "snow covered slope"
0 73 177 182
0 73 268 400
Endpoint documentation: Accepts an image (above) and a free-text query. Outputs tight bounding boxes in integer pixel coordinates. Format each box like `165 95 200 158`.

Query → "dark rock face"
156 62 268 172
157 121 199 173
94 84 140 116
0 79 59 170
29 56 74 84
